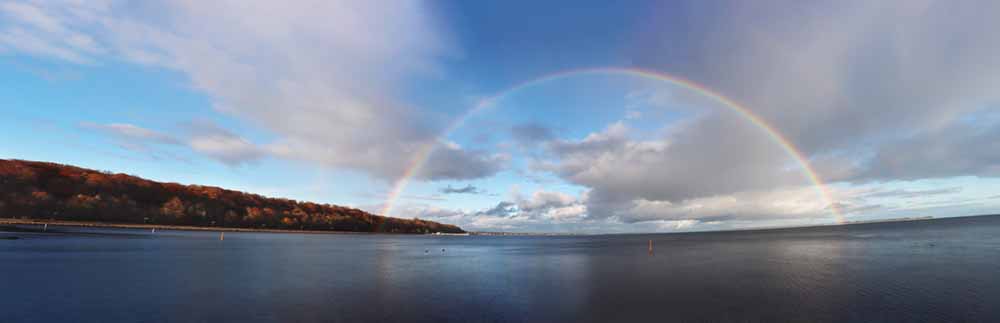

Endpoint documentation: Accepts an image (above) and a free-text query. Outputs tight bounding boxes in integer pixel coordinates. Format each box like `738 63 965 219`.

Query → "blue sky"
2 0 999 233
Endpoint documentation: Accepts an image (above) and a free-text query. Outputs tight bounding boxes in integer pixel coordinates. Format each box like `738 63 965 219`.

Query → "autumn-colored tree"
0 159 464 233
66 194 98 219
161 197 186 223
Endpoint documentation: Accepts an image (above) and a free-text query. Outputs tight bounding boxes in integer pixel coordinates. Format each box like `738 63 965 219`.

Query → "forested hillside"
0 159 463 233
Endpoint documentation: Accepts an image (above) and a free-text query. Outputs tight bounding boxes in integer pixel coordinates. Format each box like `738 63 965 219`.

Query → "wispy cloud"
0 1 106 64
2 0 504 181
80 121 265 166
185 122 266 166
440 184 483 194
862 187 963 199
80 122 181 147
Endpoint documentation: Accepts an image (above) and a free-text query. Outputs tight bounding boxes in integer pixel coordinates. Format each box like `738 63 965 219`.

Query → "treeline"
0 159 463 234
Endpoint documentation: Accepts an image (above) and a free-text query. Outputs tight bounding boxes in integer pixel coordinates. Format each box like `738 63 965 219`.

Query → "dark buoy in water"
441 248 445 252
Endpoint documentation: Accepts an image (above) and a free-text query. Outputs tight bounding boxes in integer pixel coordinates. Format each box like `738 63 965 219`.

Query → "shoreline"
0 218 401 235
5 214 994 237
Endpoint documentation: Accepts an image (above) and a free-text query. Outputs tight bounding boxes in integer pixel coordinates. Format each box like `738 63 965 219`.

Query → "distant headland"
0 159 464 234
840 216 934 225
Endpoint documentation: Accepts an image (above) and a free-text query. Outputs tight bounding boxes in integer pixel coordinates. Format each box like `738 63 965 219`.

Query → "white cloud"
2 0 502 181
538 118 816 220
395 188 590 231
516 191 577 211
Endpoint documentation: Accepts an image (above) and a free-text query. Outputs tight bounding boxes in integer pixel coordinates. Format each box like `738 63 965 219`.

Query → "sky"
2 0 999 233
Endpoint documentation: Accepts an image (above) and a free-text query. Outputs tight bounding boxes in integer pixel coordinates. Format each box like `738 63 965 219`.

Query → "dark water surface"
3 215 1000 322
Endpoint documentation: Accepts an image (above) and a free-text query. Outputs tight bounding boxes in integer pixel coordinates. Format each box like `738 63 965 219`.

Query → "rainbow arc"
381 67 843 223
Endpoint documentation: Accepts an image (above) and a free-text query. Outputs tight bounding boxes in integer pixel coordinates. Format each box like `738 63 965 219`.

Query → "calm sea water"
3 215 1000 322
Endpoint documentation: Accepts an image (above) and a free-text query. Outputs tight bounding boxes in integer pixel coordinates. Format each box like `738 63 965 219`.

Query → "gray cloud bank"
634 0 1000 183
531 0 1000 224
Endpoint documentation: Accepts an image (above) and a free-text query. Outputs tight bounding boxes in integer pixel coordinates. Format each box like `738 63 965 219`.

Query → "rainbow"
380 67 843 223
